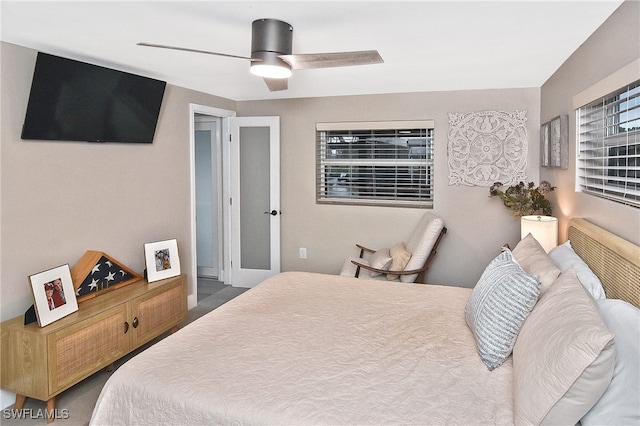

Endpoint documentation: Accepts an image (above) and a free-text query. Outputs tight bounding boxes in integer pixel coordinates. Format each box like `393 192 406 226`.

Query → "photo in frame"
144 239 181 282
29 264 78 327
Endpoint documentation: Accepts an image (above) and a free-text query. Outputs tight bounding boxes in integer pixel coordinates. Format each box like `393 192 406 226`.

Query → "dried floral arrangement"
489 181 555 216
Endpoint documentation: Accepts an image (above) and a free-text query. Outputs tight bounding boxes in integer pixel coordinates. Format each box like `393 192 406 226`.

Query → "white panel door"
230 116 280 287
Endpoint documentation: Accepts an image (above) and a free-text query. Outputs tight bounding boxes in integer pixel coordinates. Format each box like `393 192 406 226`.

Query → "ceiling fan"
138 18 384 92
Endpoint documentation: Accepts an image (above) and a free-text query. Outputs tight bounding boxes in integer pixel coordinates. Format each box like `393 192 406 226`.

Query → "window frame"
316 120 435 208
576 79 640 208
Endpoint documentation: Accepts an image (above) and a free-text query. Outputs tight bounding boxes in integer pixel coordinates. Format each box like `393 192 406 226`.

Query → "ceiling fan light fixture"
250 19 293 80
250 62 292 79
139 17 382 92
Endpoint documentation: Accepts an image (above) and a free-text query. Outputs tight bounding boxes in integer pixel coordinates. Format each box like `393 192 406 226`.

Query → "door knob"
264 210 279 216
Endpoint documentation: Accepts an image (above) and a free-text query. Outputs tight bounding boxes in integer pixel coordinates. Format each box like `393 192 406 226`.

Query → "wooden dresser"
1 274 188 422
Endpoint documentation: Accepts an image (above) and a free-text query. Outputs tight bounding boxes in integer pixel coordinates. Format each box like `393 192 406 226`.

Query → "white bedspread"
90 271 513 425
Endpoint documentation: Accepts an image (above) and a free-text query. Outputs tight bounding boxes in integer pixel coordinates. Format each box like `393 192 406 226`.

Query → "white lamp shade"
521 215 558 253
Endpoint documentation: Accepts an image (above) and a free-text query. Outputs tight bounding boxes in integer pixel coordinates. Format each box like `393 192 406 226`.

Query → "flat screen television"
21 52 166 143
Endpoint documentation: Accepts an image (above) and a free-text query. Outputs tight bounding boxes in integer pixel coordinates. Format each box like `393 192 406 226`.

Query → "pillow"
581 299 640 425
512 269 615 425
512 233 561 294
368 248 392 277
387 242 411 280
549 240 606 299
464 248 540 370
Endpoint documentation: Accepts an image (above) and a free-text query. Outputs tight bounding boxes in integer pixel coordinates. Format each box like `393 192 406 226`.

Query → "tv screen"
21 52 166 143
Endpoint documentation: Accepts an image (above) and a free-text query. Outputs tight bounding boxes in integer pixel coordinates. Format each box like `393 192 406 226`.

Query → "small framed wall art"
541 115 569 169
29 264 79 327
144 239 181 282
540 121 550 167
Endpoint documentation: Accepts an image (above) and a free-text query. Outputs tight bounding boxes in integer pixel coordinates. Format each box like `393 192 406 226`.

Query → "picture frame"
540 121 550 167
549 115 569 169
29 264 78 327
144 239 181 282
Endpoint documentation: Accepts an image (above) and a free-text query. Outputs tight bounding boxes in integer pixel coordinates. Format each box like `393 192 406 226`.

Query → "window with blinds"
316 121 434 207
577 79 640 208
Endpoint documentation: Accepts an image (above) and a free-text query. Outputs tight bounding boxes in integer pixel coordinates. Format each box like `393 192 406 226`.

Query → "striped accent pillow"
465 249 541 370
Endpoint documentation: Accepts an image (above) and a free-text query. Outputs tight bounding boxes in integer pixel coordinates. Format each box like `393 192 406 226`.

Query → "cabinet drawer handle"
132 317 139 328
124 322 129 334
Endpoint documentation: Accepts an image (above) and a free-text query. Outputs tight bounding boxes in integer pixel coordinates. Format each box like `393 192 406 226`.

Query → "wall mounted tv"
21 52 166 143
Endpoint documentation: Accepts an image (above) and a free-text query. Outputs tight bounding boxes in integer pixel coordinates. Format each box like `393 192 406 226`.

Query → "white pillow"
581 299 640 426
549 240 606 299
465 248 540 370
368 248 392 277
512 233 561 294
512 269 615 425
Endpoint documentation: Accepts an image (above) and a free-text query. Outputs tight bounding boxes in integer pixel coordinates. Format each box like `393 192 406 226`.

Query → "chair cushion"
340 257 375 279
401 213 445 283
340 252 401 281
387 242 411 280
512 233 561 294
512 268 615 425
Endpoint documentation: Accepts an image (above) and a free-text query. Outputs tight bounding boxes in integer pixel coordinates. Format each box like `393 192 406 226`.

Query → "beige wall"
0 42 236 321
540 0 640 245
238 88 542 288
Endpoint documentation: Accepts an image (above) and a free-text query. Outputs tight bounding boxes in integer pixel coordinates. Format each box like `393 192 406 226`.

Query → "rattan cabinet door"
47 303 130 394
130 277 187 347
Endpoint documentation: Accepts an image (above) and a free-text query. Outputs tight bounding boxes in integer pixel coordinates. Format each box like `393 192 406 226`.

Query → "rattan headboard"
567 218 640 308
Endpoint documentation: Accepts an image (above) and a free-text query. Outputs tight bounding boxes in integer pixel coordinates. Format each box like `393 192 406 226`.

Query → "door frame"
188 104 235 309
194 115 222 279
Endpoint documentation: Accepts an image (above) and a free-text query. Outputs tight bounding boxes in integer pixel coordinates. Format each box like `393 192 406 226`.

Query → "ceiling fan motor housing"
251 19 293 69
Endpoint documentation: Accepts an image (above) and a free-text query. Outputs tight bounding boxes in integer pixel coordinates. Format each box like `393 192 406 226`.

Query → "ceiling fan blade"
279 50 383 70
263 78 288 92
137 42 254 61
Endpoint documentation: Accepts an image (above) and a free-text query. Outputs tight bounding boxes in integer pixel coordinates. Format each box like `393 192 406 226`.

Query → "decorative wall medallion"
448 110 528 186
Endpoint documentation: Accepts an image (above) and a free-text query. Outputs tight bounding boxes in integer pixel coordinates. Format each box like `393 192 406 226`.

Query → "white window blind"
577 79 640 208
316 121 435 207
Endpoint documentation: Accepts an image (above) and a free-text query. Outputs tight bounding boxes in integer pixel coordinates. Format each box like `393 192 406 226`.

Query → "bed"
90 218 639 425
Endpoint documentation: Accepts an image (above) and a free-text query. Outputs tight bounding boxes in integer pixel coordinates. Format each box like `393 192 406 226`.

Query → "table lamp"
521 215 558 253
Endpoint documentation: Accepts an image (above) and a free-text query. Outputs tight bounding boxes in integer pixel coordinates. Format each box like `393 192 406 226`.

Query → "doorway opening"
188 106 281 309
189 104 235 310
195 114 222 279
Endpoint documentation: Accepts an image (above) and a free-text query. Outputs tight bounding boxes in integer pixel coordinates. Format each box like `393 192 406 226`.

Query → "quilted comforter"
90 271 513 425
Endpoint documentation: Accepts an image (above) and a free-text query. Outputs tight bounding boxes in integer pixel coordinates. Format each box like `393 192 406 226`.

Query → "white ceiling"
1 1 624 101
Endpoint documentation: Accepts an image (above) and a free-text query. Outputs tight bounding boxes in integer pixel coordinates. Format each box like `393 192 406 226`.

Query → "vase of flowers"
489 181 555 216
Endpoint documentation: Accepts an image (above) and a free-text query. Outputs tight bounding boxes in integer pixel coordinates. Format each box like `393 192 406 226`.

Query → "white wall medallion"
448 110 528 186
